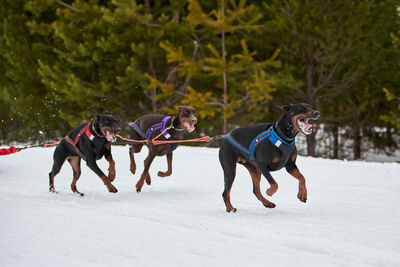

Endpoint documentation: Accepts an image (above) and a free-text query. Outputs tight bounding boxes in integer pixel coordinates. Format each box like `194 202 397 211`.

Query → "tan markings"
100 175 118 193
288 168 307 202
266 183 278 196
224 188 237 212
292 111 315 132
237 157 247 164
272 155 281 163
105 155 116 182
291 152 297 162
68 156 83 195
243 163 276 208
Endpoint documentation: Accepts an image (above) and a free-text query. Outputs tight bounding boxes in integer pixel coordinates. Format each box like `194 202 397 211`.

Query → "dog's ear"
104 110 112 115
95 113 101 120
178 106 183 112
280 105 291 112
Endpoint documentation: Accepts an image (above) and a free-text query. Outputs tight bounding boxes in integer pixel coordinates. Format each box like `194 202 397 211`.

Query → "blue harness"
224 125 295 162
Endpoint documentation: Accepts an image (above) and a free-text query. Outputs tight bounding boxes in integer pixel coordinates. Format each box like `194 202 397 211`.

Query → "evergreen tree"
157 0 280 134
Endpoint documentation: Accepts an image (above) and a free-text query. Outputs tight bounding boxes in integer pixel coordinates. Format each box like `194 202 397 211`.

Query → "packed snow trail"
1 146 399 267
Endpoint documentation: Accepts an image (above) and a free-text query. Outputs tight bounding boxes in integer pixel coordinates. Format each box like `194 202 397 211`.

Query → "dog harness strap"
130 116 173 140
225 125 296 162
66 122 93 153
85 123 94 141
161 116 172 139
73 123 90 144
249 129 272 160
129 122 147 139
65 136 79 153
225 134 250 155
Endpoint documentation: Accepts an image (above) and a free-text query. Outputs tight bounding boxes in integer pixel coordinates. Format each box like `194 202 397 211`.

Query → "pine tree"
157 0 280 134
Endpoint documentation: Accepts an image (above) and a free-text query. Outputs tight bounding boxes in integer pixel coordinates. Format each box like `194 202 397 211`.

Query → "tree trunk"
305 34 316 156
333 125 339 159
221 0 228 134
353 125 362 160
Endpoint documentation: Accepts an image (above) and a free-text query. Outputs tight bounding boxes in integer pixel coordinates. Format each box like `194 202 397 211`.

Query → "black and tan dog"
129 106 197 192
49 113 120 195
219 103 320 212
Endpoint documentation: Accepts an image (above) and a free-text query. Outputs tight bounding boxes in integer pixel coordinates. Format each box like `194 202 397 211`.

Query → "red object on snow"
0 146 21 156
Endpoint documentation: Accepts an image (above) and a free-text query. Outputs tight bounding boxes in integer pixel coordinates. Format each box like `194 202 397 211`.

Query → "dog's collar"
170 116 185 131
91 121 106 139
273 122 295 145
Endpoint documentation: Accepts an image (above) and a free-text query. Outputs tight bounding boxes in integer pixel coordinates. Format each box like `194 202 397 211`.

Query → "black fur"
219 103 320 212
48 113 120 195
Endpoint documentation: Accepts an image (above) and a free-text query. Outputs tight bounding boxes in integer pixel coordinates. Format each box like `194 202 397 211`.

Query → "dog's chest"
91 138 107 159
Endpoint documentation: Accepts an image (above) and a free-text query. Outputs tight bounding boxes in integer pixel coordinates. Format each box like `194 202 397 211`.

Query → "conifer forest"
1 0 399 160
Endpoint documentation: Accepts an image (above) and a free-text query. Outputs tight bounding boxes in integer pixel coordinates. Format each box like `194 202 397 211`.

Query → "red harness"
65 122 104 153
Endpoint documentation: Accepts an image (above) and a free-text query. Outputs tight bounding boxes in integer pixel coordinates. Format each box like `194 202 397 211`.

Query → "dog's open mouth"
105 130 116 142
297 118 314 135
183 122 196 132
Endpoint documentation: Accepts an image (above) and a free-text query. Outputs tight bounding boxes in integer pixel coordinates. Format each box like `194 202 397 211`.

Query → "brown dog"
128 106 197 192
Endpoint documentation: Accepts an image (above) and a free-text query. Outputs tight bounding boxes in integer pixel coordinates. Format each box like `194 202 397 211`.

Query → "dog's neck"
274 117 298 142
92 121 105 138
171 116 185 131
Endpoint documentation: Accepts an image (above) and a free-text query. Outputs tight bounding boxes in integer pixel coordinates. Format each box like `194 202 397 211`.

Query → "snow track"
1 146 399 266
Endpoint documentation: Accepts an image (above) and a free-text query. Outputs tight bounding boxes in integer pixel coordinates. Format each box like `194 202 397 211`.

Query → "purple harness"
129 116 172 140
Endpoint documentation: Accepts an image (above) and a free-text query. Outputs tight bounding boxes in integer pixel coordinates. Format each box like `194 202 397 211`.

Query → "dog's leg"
103 143 116 182
286 152 307 202
158 152 172 177
256 161 279 197
288 167 307 202
86 159 118 193
49 143 69 193
129 144 143 174
219 144 238 212
68 157 84 196
136 152 156 192
243 163 276 209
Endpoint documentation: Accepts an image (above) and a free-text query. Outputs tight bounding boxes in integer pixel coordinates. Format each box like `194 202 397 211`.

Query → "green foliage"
0 0 398 159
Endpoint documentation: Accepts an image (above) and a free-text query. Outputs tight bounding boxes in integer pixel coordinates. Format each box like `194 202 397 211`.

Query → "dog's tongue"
298 120 313 135
106 131 116 142
184 122 195 132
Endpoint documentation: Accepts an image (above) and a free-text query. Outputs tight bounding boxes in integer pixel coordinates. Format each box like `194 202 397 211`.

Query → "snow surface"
1 145 400 267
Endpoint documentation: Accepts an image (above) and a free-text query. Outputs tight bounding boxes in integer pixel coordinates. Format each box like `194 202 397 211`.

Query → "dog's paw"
297 187 307 203
297 193 307 203
49 187 58 194
130 165 136 174
226 207 237 213
263 201 276 208
157 171 172 178
136 182 143 193
108 184 118 193
266 183 278 196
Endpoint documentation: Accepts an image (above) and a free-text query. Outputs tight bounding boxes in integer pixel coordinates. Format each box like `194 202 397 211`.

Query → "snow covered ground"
1 145 399 267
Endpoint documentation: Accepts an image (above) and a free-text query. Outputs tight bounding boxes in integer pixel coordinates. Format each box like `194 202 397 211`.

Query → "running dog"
219 103 320 212
49 113 120 195
129 106 197 192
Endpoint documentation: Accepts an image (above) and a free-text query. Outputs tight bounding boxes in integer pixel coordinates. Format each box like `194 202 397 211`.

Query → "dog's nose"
192 118 197 124
115 127 121 134
314 111 320 117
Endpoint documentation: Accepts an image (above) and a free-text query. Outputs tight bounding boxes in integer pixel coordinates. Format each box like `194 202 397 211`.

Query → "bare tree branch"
54 0 82 13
